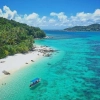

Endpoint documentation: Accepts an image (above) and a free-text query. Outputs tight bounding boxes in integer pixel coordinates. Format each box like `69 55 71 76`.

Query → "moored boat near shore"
29 78 41 87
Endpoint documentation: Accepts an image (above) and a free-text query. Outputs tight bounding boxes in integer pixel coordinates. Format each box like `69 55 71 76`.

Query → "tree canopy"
0 17 46 58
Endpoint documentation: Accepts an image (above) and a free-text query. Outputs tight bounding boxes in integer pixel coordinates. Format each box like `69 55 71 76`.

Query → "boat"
29 78 41 87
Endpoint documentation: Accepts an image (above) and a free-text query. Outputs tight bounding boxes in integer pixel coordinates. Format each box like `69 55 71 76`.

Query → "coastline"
0 45 54 81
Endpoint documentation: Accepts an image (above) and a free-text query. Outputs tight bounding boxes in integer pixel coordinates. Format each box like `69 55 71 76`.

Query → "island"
64 24 100 32
0 17 56 80
0 17 46 59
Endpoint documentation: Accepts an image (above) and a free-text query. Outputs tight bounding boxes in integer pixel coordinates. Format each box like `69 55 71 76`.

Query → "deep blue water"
0 30 100 100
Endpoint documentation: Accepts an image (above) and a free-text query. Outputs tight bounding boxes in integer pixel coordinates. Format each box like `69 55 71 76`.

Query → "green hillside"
0 17 46 58
64 24 100 31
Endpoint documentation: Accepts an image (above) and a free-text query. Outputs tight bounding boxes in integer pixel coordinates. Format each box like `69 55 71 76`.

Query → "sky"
0 0 100 29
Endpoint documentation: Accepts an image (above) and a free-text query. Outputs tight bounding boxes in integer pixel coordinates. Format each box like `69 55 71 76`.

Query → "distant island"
64 24 100 32
0 17 46 58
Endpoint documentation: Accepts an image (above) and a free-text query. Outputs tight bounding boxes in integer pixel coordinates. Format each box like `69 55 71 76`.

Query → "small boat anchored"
29 78 41 87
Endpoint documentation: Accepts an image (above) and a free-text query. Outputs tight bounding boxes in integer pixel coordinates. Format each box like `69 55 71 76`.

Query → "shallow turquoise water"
0 31 100 100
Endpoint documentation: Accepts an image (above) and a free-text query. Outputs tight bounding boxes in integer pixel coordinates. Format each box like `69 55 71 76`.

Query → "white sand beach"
0 45 53 80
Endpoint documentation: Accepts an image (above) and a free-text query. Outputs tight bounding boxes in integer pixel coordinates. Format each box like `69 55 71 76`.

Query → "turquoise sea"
0 31 100 100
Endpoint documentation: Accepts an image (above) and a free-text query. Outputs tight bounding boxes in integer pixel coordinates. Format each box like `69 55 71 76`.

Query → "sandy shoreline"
0 45 54 81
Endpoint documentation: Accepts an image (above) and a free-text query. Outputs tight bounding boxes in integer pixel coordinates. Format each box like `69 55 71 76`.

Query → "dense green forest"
0 17 46 58
64 24 100 31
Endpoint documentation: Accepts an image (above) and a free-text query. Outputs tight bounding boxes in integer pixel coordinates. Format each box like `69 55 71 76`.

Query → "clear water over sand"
0 31 100 100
